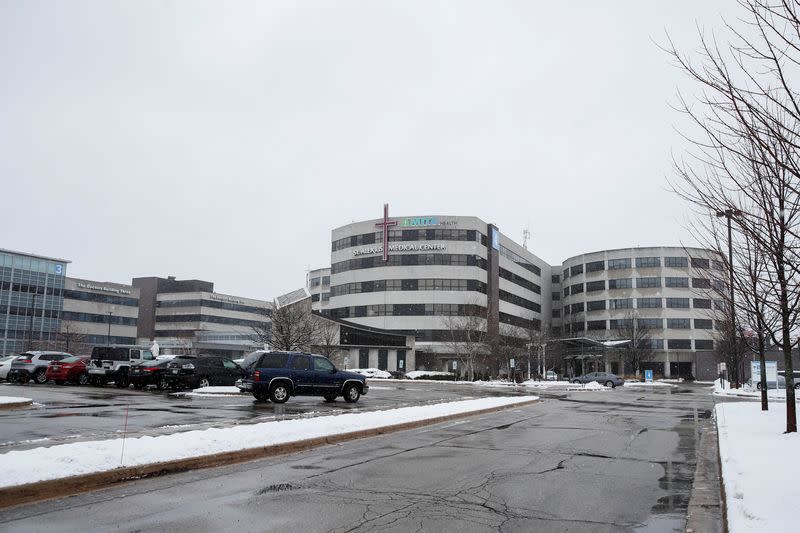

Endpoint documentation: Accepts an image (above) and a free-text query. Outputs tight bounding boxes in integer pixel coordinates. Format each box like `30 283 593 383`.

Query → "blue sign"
644 369 653 383
55 264 63 275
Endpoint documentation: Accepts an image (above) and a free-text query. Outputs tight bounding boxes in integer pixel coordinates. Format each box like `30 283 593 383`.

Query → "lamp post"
106 311 113 345
716 209 741 388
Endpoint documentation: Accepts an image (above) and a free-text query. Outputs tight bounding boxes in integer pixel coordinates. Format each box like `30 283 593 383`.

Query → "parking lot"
0 380 530 452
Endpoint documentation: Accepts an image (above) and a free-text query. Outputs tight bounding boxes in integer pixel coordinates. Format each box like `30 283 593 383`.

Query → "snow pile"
350 368 392 379
582 381 606 390
521 380 573 388
405 371 453 379
0 396 537 488
712 379 793 400
623 381 677 388
0 396 32 406
187 386 244 395
716 402 799 532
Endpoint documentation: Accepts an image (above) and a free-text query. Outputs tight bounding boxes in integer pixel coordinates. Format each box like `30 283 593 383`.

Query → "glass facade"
0 250 68 355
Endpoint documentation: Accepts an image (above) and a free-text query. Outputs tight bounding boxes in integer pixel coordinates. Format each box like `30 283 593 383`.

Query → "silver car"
7 351 72 384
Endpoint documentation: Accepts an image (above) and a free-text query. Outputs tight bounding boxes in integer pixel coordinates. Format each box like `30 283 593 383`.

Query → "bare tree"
313 318 341 360
615 311 653 378
441 304 489 381
498 324 528 382
252 299 320 352
666 0 800 432
56 321 90 355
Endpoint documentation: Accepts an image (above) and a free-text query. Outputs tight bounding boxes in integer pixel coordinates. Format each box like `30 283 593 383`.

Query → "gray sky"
1 0 732 299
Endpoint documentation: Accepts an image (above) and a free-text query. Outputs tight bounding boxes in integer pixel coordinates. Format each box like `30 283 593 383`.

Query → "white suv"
87 345 154 388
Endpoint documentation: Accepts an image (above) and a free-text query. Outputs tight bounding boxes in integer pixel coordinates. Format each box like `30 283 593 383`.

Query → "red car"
46 356 90 385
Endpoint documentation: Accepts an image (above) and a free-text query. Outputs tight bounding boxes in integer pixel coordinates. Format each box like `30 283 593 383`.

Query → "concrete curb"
0 399 33 410
0 398 538 509
685 416 723 533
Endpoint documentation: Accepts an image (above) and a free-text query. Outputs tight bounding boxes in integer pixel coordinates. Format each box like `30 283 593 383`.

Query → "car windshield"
59 356 83 364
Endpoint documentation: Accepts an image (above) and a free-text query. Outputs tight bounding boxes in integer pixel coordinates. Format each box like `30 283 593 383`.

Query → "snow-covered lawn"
716 401 800 532
0 396 32 406
349 368 392 379
0 396 537 489
712 379 795 401
405 370 453 380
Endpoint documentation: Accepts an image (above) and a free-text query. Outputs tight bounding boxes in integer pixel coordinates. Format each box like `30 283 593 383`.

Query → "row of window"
1 281 65 296
580 318 715 330
154 314 269 328
499 289 542 313
2 306 62 319
332 229 481 251
61 311 138 326
562 297 720 313
329 303 486 319
562 256 722 279
499 267 541 294
0 254 65 275
563 277 720 295
63 290 139 307
310 293 331 302
331 254 485 274
308 276 330 287
498 245 542 276
156 299 269 316
330 278 487 297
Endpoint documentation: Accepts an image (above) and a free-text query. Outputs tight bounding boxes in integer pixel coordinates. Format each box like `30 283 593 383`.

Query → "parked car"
87 345 155 387
777 371 800 389
129 359 172 390
571 372 625 388
749 375 787 390
0 355 16 381
7 352 72 384
245 351 369 403
45 356 90 385
164 355 245 390
545 371 558 381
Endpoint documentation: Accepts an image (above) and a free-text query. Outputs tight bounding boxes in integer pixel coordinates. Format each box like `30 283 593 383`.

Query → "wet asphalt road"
0 383 715 532
0 380 517 451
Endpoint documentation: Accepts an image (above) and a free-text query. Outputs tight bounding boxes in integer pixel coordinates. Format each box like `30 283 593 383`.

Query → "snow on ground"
0 396 32 406
712 379 794 400
189 386 243 395
623 381 678 388
0 396 536 488
521 380 573 388
405 370 453 379
716 402 800 532
349 368 392 379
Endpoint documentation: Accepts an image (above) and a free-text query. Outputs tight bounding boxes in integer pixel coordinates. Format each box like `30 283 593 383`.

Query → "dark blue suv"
246 351 368 403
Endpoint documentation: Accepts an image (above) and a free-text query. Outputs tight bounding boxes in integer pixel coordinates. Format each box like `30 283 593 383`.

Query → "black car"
246 351 369 403
164 355 245 390
129 359 172 390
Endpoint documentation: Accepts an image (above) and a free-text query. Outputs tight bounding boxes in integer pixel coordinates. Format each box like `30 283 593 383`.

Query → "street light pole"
106 311 113 345
716 209 741 388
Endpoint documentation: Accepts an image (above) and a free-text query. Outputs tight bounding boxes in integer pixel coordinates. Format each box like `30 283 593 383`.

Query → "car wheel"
78 374 89 386
343 383 360 403
571 379 581 384
323 394 337 402
795 383 800 390
269 383 290 403
198 377 211 388
34 369 48 384
757 383 763 390
158 378 169 391
605 380 615 388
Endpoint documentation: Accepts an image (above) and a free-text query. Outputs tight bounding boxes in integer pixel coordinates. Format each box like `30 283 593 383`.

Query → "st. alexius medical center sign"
366 204 453 261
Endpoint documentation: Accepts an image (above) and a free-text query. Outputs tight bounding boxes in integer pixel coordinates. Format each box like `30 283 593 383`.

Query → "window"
635 257 661 268
587 320 606 330
667 318 690 329
637 297 662 308
259 353 289 368
693 298 712 309
608 278 632 289
665 257 688 268
694 319 713 329
665 277 689 288
666 298 690 308
292 356 311 370
637 318 663 329
608 258 631 270
636 277 661 289
571 283 584 294
313 357 335 372
712 260 725 271
692 278 711 289
571 302 585 313
691 257 710 269
563 287 570 297
695 339 714 350
609 298 633 309
586 260 605 272
668 339 692 350
587 300 606 311
610 319 633 329
563 268 570 279
586 280 605 292
552 292 560 301
570 264 584 276
551 275 560 283
552 309 561 318
223 359 238 370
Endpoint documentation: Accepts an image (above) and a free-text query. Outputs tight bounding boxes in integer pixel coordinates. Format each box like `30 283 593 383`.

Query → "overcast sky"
1 1 733 299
